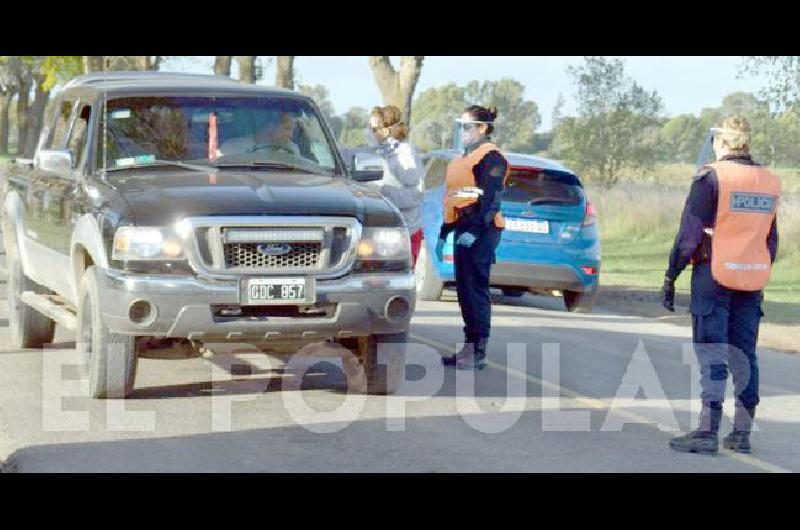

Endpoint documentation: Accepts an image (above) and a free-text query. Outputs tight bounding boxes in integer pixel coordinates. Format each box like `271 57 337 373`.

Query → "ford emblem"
257 243 292 256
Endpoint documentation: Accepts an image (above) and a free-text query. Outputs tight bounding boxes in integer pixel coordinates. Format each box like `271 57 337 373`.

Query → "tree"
658 114 705 163
410 83 466 151
276 56 295 90
82 56 162 73
464 78 541 152
214 56 232 76
338 107 369 147
236 56 256 84
368 56 424 125
552 56 663 186
740 56 800 111
551 93 565 131
298 84 343 138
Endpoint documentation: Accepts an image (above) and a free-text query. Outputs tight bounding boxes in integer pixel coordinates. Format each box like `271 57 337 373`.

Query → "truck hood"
106 169 402 227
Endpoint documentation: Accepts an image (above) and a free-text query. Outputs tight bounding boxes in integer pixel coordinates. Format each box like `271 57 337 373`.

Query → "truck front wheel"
7 252 56 349
342 332 408 395
76 267 138 399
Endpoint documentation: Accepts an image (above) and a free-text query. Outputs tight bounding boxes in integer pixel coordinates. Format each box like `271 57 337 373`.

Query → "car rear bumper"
96 268 415 341
488 261 598 293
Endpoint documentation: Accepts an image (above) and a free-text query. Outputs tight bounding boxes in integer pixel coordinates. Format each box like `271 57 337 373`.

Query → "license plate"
244 278 313 305
506 218 550 234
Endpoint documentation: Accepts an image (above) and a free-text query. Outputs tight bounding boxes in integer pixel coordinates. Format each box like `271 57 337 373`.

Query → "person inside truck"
220 110 301 157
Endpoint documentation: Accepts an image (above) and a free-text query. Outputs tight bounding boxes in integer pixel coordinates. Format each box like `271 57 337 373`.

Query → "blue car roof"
428 149 576 175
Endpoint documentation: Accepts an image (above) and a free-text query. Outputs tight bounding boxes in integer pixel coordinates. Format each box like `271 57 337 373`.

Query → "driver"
219 110 300 156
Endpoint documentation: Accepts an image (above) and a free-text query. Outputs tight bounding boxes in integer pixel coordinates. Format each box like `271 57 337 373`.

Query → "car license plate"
506 218 550 234
244 278 313 305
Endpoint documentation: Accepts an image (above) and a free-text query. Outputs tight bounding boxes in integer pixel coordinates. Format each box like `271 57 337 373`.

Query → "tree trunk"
23 74 49 157
83 56 105 74
368 56 424 126
15 76 32 156
0 88 15 155
236 56 256 84
276 56 295 90
214 56 232 76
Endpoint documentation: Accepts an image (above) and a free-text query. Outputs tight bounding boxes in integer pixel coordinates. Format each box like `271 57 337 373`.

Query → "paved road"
1 263 799 472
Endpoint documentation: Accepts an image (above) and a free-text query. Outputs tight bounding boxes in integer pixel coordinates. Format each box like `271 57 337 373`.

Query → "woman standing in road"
367 105 425 266
438 105 508 370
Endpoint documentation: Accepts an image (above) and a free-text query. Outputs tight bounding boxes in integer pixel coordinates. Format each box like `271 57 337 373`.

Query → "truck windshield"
99 96 340 175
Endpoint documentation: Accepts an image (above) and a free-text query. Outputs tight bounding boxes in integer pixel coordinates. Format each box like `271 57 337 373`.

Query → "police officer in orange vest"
662 116 781 455
438 105 509 370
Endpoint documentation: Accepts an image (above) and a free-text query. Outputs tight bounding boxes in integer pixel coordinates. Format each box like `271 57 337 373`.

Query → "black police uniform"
666 154 778 453
440 138 507 368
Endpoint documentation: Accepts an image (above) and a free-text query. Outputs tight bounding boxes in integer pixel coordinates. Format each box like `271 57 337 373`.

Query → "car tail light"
444 255 454 263
582 199 597 227
581 265 598 275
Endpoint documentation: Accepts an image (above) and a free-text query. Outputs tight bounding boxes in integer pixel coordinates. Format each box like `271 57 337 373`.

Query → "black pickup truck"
1 72 415 398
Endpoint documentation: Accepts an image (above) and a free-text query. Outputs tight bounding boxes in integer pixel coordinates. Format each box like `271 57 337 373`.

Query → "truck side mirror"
37 149 74 173
350 153 383 183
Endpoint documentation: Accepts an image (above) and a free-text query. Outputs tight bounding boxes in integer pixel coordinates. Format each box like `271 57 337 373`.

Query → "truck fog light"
385 296 411 322
129 299 156 325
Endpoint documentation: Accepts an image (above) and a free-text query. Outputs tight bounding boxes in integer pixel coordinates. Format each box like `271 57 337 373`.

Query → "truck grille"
224 242 322 270
184 216 361 279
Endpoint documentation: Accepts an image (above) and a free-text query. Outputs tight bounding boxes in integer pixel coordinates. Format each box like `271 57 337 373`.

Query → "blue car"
415 149 601 312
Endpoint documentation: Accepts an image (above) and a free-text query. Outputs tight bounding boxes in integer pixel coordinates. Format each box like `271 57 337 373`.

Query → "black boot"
455 337 488 370
442 337 476 366
723 406 755 453
669 405 722 455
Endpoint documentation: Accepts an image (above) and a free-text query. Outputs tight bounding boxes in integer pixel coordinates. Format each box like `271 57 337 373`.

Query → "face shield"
695 127 750 170
695 128 716 170
453 118 492 151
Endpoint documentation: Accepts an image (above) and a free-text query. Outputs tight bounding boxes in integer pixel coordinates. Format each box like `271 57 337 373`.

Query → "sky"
162 56 769 132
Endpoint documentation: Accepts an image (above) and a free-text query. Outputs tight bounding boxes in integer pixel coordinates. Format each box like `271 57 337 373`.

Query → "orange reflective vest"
443 142 508 229
708 161 781 291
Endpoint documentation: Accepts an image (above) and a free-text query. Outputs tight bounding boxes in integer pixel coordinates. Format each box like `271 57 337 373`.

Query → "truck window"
67 105 92 168
98 96 340 175
48 100 75 149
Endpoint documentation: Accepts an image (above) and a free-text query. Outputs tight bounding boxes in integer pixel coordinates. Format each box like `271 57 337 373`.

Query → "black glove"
661 277 675 312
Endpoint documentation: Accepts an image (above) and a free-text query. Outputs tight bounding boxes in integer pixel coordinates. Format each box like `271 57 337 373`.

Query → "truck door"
24 98 79 294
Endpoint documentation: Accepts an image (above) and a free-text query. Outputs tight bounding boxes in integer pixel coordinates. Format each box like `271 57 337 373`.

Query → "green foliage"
658 114 706 163
464 79 541 152
39 56 82 90
740 56 800 111
410 83 467 151
338 107 369 146
552 57 663 186
410 79 541 153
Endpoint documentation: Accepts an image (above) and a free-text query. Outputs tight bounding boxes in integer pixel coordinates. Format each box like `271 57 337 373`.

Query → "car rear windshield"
503 168 583 206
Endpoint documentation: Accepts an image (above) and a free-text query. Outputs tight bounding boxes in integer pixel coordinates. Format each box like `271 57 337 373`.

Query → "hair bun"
488 107 498 120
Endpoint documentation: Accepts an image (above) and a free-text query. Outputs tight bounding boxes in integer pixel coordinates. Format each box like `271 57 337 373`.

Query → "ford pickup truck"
1 72 415 398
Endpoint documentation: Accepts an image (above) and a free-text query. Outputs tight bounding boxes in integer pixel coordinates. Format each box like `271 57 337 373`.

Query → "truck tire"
342 332 408 395
415 245 444 302
7 252 56 349
76 266 138 399
564 289 597 313
501 288 527 298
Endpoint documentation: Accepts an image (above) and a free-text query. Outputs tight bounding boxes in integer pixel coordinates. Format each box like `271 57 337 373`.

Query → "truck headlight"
355 227 411 272
358 227 410 260
113 227 184 261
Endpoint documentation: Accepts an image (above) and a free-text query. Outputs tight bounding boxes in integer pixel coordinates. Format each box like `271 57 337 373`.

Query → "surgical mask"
365 127 380 147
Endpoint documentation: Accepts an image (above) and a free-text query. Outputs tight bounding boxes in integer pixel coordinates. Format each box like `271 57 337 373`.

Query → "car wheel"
342 332 407 395
564 289 597 313
501 288 527 298
76 266 138 399
415 245 444 302
7 252 56 349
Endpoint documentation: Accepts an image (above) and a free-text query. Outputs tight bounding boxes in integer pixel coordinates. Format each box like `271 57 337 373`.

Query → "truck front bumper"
97 269 416 341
